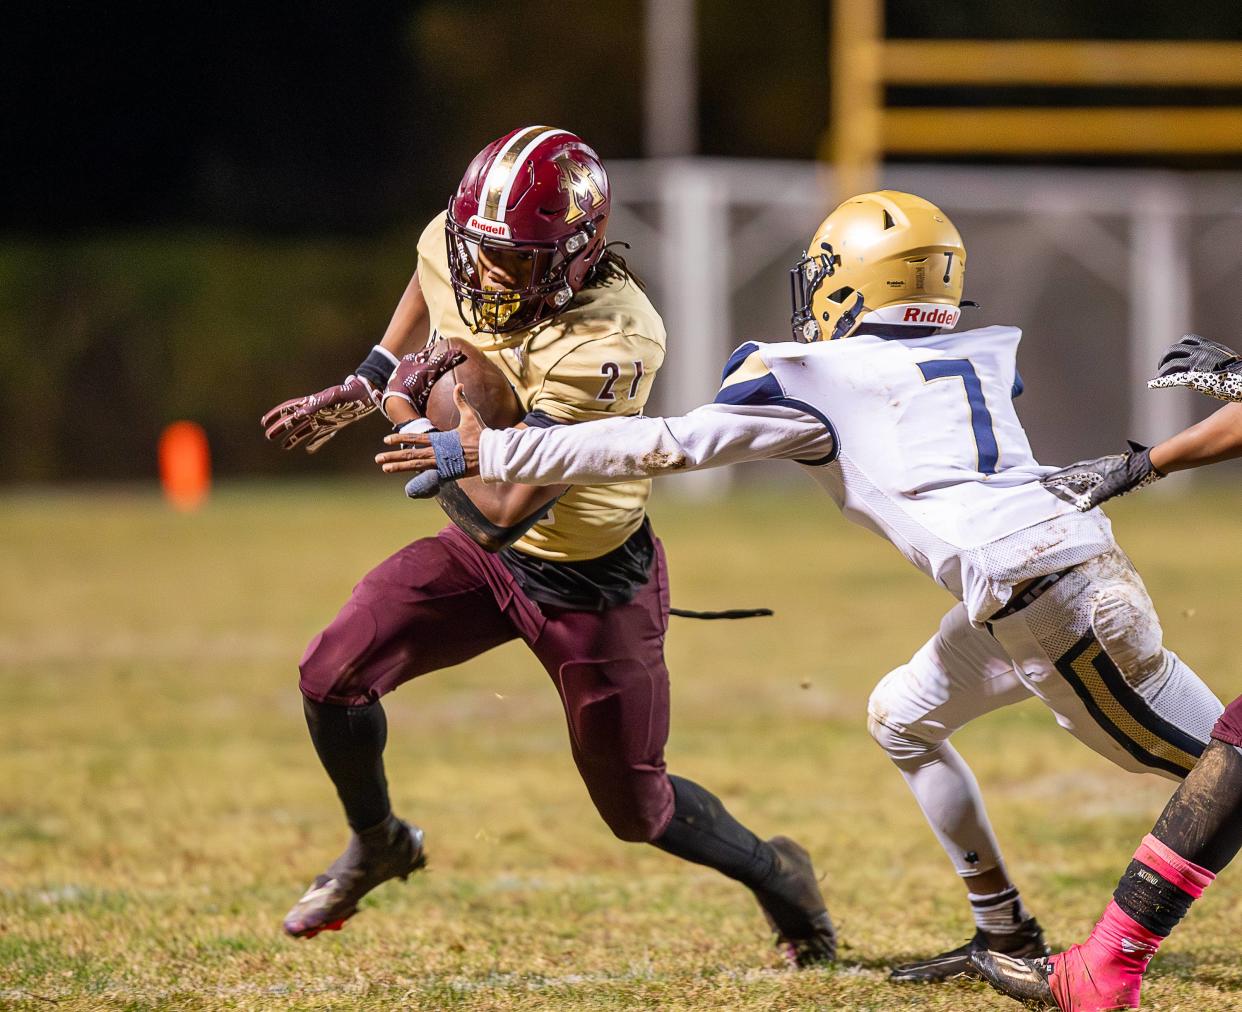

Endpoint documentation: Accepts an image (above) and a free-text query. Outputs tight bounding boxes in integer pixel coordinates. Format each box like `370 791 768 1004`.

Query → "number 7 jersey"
721 326 1115 620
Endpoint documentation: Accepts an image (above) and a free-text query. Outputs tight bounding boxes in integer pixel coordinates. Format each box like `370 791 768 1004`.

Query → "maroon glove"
382 344 468 420
261 375 381 453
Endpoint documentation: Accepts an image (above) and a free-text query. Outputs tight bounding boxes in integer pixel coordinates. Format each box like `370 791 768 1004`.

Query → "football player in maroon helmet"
443 126 611 334
264 127 836 965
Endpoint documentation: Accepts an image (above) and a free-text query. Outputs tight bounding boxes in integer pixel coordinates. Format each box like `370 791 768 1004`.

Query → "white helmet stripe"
480 126 547 220
481 126 568 222
481 125 549 220
494 128 570 222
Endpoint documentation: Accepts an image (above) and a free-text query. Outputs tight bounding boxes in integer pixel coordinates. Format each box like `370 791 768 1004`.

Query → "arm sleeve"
477 400 833 486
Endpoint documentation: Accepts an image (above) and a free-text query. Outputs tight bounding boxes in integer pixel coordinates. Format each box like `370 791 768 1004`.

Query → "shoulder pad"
715 347 786 407
416 210 449 262
720 341 763 383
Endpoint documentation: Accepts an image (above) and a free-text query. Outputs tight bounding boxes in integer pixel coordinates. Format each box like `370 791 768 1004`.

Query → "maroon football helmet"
446 126 612 334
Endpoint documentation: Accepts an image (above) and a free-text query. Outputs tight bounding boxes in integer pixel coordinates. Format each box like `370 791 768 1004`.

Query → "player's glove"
261 345 397 453
1148 334 1242 402
1040 440 1164 512
381 344 468 421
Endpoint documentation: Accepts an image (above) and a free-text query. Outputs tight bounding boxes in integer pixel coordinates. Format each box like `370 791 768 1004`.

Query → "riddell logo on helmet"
902 306 960 325
866 303 961 328
466 215 511 238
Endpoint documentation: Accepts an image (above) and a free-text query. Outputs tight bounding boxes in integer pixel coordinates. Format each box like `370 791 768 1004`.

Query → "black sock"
1109 738 1242 936
1150 738 1242 874
1112 859 1194 937
303 696 392 832
652 776 776 888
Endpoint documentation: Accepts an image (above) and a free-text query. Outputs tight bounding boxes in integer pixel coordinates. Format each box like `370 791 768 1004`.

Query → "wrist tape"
355 345 400 388
428 430 467 480
404 430 466 501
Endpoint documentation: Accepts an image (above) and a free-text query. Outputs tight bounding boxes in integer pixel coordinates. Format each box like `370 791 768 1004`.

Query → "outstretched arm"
1042 334 1242 511
1150 402 1242 473
376 384 835 487
479 401 833 485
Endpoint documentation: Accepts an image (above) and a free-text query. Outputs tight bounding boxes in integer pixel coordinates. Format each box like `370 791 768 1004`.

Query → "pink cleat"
973 900 1159 1011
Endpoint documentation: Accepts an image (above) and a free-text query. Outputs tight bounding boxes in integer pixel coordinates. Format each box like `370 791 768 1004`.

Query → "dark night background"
3 1 1241 479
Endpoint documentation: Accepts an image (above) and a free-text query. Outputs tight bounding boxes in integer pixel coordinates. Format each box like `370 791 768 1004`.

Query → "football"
423 338 523 431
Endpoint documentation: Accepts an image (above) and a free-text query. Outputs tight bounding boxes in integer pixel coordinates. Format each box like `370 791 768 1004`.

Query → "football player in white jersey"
376 191 1224 983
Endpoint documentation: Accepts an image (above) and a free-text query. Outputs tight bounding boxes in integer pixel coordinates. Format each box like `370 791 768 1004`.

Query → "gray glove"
1040 440 1164 512
1148 334 1242 403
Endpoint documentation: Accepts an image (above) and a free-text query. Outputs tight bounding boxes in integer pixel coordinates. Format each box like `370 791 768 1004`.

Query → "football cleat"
889 915 1049 983
283 815 426 939
972 950 1061 1008
751 836 837 967
974 944 1144 1012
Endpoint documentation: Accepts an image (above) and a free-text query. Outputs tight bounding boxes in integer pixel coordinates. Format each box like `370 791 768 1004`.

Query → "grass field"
3 480 1242 1011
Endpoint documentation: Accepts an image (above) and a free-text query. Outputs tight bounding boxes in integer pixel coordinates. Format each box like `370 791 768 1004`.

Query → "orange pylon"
159 421 211 511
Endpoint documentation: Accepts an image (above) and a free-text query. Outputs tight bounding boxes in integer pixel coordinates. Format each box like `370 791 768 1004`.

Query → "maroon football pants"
298 525 676 842
1211 693 1242 748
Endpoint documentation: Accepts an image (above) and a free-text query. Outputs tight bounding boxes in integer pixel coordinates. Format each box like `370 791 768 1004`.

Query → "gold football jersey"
416 211 666 561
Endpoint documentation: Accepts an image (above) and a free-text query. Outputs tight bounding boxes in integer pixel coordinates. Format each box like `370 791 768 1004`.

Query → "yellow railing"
828 0 1242 199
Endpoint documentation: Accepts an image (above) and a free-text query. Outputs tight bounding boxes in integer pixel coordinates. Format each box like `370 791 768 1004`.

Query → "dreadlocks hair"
583 241 647 292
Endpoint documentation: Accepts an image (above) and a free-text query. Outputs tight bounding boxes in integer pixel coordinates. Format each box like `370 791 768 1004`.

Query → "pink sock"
1133 834 1216 897
1050 902 1159 1011
1049 836 1216 1011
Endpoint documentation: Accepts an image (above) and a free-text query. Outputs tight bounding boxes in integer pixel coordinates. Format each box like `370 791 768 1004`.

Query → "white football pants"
867 546 1223 879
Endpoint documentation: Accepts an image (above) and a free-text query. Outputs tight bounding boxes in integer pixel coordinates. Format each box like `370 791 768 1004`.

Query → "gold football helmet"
789 190 966 342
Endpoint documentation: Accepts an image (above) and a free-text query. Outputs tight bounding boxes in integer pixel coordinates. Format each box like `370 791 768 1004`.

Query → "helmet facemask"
789 244 852 342
446 218 568 334
446 210 600 335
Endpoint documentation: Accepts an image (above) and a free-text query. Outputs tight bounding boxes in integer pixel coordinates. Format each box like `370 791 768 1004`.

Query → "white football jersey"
478 324 1116 622
712 327 1114 619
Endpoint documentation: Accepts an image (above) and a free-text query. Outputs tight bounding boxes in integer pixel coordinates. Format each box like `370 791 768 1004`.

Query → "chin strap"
830 292 866 341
